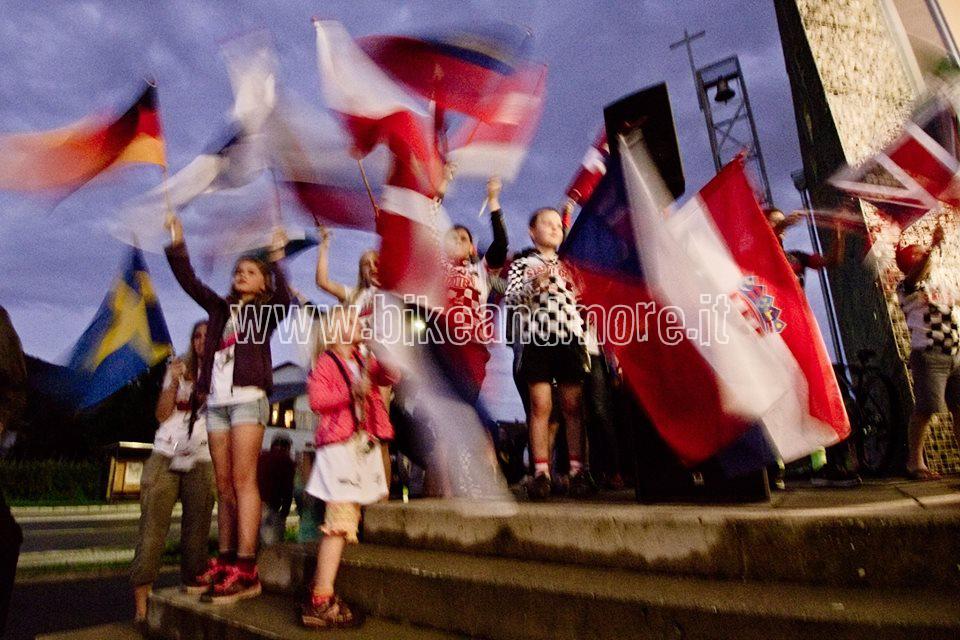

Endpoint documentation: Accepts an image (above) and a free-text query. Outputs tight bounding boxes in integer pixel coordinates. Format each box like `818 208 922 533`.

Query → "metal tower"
670 31 773 206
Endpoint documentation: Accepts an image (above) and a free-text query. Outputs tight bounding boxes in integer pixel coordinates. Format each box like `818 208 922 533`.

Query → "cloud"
0 0 818 411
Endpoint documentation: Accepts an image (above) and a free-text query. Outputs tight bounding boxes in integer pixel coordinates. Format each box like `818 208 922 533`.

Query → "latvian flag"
831 92 960 229
0 84 165 193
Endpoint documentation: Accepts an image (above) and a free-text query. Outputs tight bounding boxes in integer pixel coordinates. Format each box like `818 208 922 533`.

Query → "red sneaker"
183 558 227 595
200 565 261 605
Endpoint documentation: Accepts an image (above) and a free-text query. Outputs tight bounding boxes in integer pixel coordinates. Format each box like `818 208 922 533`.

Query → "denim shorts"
910 349 960 416
206 397 270 432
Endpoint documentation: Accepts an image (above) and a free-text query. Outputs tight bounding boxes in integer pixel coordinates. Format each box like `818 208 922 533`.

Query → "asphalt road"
7 569 178 640
18 514 179 553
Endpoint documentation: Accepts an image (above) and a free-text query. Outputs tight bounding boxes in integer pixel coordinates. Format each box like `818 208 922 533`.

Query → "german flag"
0 84 166 192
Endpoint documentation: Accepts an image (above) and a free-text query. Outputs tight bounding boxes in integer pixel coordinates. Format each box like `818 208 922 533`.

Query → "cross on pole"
669 29 706 111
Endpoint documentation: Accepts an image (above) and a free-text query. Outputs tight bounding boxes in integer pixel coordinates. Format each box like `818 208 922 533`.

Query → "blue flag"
68 247 172 408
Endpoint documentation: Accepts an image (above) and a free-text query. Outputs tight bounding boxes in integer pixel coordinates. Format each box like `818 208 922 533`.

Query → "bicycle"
832 349 902 476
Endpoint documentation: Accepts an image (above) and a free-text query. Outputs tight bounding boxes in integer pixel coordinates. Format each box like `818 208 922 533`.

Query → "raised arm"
266 227 294 309
163 214 222 312
483 177 508 272
314 227 350 303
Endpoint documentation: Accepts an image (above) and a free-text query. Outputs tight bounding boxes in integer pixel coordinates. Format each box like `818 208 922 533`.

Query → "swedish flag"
69 247 172 408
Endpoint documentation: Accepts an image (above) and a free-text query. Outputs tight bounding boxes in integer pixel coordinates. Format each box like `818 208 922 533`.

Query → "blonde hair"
355 250 379 293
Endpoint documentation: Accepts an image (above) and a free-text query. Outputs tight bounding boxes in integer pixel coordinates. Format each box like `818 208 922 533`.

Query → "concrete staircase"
148 492 960 640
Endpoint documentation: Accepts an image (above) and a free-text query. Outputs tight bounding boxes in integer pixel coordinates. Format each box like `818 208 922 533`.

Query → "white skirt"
305 432 388 505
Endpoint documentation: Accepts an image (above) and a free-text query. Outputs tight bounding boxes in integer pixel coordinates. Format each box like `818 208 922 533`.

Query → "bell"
714 77 735 103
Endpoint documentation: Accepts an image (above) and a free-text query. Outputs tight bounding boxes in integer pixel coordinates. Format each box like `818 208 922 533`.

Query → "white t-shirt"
154 369 211 464
207 310 266 407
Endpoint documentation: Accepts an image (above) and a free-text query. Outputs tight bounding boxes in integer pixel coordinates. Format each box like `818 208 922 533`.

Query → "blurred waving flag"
358 22 532 123
68 247 172 408
563 136 848 472
831 93 960 229
313 18 448 303
565 129 609 206
0 84 165 193
446 62 547 182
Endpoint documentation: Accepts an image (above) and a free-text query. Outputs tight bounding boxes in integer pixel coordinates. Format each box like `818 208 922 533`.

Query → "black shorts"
519 343 589 385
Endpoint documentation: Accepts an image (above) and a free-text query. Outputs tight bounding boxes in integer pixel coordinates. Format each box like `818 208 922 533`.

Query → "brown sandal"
301 594 362 629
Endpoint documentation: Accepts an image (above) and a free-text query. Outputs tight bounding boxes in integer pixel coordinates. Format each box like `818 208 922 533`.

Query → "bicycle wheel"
854 371 900 475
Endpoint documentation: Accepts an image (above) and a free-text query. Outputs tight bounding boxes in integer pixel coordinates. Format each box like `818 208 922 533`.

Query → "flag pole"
145 76 176 242
356 158 380 221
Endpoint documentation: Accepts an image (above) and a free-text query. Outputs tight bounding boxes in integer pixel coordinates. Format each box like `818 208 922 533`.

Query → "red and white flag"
831 93 960 229
313 18 447 303
684 156 850 461
565 129 610 205
446 63 547 182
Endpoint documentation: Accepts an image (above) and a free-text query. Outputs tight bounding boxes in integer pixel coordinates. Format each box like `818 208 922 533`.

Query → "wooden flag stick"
357 158 380 221
477 196 488 219
269 167 284 227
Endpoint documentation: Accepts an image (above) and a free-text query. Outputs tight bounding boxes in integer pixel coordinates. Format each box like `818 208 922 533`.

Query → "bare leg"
133 584 150 622
313 534 348 595
207 431 237 556
558 382 585 465
528 382 554 474
231 423 266 558
906 411 935 472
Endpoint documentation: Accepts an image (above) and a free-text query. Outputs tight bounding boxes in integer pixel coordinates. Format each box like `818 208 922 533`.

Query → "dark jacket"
0 306 27 432
257 448 295 514
164 243 292 397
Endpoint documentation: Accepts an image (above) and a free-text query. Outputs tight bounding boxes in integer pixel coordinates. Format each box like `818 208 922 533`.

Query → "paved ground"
7 569 178 640
10 478 960 639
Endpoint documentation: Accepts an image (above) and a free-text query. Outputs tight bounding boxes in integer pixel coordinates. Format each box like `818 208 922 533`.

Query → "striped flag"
565 129 609 205
358 22 532 123
831 93 960 229
0 84 165 193
313 18 447 304
446 63 547 182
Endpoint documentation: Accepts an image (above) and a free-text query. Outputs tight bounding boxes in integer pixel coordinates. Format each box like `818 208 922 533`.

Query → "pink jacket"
308 349 398 447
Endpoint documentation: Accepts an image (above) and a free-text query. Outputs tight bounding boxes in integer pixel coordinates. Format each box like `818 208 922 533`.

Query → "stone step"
259 542 960 640
358 497 960 589
147 587 465 640
37 622 144 640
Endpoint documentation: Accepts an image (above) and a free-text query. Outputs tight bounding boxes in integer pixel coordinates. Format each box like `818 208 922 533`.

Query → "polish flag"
446 63 547 182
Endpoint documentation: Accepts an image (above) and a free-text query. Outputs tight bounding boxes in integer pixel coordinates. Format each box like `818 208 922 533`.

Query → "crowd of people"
2 174 958 633
122 180 960 629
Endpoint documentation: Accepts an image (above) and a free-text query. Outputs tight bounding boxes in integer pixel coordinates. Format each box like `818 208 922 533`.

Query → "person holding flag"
897 223 960 480
164 213 293 605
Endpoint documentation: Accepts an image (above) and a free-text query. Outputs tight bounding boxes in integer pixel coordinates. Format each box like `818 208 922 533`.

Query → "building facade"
775 0 960 472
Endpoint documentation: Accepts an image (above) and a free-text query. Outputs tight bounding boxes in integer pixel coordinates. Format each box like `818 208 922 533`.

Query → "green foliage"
0 459 104 502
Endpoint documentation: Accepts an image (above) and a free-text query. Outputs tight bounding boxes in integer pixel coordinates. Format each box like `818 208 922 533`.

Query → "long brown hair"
184 320 207 382
227 256 275 304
